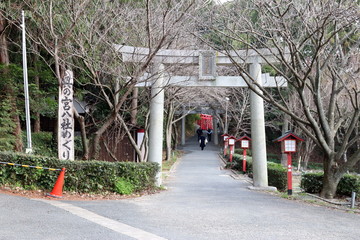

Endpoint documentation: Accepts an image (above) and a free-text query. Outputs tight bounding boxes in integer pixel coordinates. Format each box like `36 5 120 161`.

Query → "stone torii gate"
115 45 286 188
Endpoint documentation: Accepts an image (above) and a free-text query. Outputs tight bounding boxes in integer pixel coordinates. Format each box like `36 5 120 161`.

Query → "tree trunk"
0 15 9 65
356 127 360 173
320 156 343 199
320 169 341 199
89 78 136 160
131 87 138 126
74 109 89 160
173 122 178 148
281 113 290 167
89 112 117 160
166 122 172 161
117 114 144 162
33 45 41 132
34 112 41 132
165 103 174 161
13 111 23 152
0 16 23 152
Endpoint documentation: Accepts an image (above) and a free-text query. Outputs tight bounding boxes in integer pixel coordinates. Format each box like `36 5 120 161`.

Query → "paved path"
1 137 360 239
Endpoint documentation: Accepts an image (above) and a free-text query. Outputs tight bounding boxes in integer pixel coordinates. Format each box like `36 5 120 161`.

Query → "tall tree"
199 0 360 198
0 12 23 151
3 0 198 161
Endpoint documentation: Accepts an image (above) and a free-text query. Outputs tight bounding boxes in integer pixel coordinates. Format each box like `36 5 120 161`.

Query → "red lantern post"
227 136 237 162
274 131 304 195
221 133 230 157
236 135 251 172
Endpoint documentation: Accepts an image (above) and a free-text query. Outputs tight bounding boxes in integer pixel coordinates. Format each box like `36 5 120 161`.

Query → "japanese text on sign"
58 70 74 160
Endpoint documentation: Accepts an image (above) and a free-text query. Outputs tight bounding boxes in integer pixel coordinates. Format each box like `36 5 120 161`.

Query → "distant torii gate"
115 45 286 188
198 114 213 130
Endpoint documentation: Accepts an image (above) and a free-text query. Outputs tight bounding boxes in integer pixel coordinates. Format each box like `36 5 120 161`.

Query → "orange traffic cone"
46 168 66 198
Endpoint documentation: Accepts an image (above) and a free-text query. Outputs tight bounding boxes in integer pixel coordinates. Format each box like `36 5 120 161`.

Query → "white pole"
148 63 165 187
250 60 268 188
351 192 356 208
22 10 32 154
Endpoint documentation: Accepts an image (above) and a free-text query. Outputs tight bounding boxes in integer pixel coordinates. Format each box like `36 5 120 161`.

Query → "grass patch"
114 177 134 195
162 150 183 171
162 159 177 171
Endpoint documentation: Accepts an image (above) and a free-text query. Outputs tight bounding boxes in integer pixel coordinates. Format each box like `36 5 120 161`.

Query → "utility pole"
22 10 32 154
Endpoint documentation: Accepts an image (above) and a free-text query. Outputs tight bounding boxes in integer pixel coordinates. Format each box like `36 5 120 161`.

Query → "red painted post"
287 153 292 195
237 136 251 172
229 145 234 162
224 140 228 156
243 149 247 172
274 131 305 195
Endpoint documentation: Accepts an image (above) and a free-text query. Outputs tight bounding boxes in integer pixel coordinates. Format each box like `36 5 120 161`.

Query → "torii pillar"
249 60 268 187
148 63 165 186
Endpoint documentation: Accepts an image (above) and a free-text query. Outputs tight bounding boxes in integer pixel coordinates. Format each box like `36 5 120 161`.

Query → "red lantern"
236 135 252 172
227 136 237 162
221 133 230 156
274 131 305 195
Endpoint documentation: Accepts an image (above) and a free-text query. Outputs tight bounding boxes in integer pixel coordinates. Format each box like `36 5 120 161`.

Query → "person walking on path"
207 128 213 142
199 135 207 150
196 127 203 141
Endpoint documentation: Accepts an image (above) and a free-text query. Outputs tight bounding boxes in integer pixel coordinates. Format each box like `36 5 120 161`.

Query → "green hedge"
0 151 159 194
234 148 252 156
229 153 287 191
301 172 360 197
230 153 253 173
267 162 287 191
300 172 323 193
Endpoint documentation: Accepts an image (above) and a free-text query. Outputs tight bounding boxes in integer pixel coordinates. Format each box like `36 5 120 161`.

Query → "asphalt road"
1 137 360 240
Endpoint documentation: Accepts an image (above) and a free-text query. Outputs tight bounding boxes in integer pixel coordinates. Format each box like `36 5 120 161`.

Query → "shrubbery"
337 174 360 196
234 148 252 157
234 148 252 155
300 172 323 193
0 99 16 151
229 153 287 191
27 132 84 159
267 153 281 164
267 162 287 191
229 153 360 196
114 177 134 195
0 151 159 194
301 172 360 197
28 132 57 157
229 154 250 172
